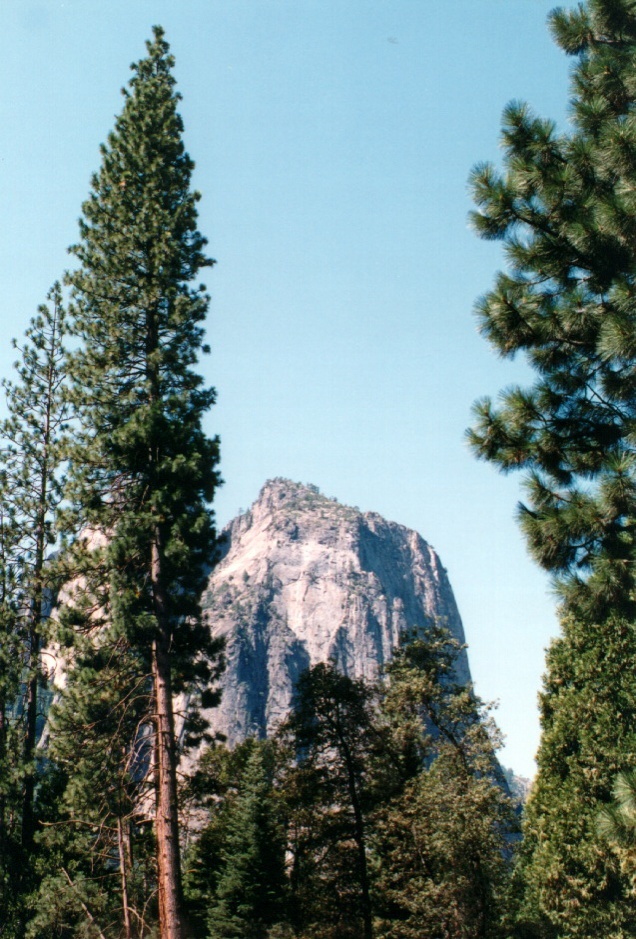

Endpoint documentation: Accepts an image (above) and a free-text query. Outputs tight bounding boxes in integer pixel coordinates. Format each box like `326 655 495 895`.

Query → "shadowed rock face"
201 479 470 746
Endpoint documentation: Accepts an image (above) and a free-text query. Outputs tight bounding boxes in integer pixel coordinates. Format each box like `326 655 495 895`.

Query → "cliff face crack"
200 479 470 747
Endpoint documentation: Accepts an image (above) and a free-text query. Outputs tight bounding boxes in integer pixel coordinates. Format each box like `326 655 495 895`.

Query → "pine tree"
468 0 636 622
0 286 68 936
32 628 156 939
598 769 636 890
0 496 25 934
276 631 514 939
372 631 513 939
469 2 636 933
61 26 221 939
183 740 289 939
280 663 381 939
204 742 287 939
513 612 636 938
2 284 69 857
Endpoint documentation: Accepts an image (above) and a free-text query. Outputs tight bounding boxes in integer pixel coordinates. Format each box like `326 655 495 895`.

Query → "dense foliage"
470 0 636 933
185 628 515 939
0 27 518 939
0 287 68 935
15 1 636 935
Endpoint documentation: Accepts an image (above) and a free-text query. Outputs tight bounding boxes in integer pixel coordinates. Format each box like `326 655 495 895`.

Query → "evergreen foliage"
203 742 287 939
469 0 636 931
598 769 636 892
31 630 156 939
468 0 636 621
51 25 222 939
0 285 68 935
5 286 68 854
513 612 636 938
373 632 513 939
0 499 25 933
280 663 381 939
274 629 514 939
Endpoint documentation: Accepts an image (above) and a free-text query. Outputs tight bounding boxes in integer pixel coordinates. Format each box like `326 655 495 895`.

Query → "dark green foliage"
184 739 288 939
0 505 24 933
271 629 514 939
207 744 286 939
469 1 636 932
280 663 382 939
64 24 222 702
514 613 636 938
0 285 68 935
468 0 636 622
373 632 514 939
598 769 636 894
41 26 223 938
31 632 155 938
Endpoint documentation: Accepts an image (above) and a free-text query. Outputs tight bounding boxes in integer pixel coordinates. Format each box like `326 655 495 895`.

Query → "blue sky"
1 0 576 778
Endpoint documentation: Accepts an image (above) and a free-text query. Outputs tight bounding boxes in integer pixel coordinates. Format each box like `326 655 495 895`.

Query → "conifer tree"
205 742 287 939
280 663 380 939
513 612 636 937
468 0 636 621
275 631 513 939
32 629 156 939
598 768 636 889
62 26 221 939
468 2 636 932
0 286 68 936
184 740 289 939
0 498 25 934
373 631 513 939
2 284 69 856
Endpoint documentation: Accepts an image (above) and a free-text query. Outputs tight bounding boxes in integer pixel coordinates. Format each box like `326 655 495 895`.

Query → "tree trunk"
21 626 39 855
0 692 6 858
22 330 55 856
118 816 133 939
339 730 373 939
151 535 183 939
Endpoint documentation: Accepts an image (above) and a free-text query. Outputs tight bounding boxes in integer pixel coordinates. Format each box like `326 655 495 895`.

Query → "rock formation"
200 478 470 745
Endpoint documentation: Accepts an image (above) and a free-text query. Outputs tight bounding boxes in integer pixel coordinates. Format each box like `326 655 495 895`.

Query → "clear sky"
1 0 576 778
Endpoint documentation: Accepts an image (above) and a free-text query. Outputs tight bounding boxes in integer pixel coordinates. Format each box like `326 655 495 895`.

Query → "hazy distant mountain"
502 767 533 805
200 478 471 745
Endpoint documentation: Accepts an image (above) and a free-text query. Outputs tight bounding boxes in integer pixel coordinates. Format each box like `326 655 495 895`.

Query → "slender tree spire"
64 26 222 939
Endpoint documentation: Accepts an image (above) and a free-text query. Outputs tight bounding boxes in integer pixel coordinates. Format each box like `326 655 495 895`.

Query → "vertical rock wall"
201 479 470 745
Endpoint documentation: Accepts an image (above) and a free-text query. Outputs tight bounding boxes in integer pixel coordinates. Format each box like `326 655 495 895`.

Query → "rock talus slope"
201 479 470 745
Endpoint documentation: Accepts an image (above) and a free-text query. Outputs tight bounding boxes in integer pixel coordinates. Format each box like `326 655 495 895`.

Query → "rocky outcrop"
200 479 470 745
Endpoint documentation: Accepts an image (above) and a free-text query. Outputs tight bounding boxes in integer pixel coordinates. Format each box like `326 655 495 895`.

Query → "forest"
4 0 636 936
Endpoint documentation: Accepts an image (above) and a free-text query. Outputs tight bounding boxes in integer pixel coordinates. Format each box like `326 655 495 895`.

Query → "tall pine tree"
2 284 69 858
0 286 68 936
468 0 636 620
469 0 636 933
62 27 221 939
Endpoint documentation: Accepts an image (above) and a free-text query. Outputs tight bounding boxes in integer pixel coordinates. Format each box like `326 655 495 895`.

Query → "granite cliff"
200 479 470 745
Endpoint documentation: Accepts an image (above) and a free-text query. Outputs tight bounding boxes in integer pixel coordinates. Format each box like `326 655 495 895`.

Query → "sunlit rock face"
201 479 470 745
